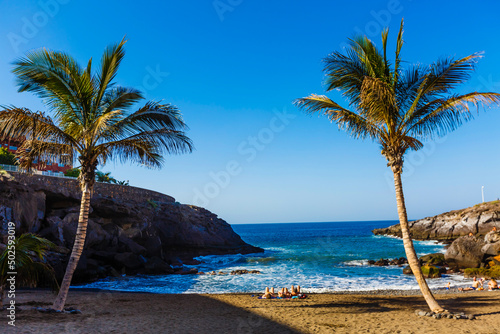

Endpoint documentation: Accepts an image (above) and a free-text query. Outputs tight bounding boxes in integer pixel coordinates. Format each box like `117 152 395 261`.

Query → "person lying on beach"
290 285 301 296
261 287 275 299
278 288 291 298
459 277 480 291
488 279 498 290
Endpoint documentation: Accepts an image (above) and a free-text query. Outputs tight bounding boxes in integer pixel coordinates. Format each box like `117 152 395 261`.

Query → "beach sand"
2 289 500 333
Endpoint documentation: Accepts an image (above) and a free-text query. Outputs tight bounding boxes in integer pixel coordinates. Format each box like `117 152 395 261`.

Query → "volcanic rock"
0 173 263 283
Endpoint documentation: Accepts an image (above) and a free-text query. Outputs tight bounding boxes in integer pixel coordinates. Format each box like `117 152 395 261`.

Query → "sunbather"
459 277 480 291
261 287 275 299
488 278 498 290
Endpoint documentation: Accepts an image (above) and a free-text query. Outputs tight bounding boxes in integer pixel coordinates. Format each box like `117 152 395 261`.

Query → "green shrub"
64 168 80 178
0 147 17 165
464 265 500 279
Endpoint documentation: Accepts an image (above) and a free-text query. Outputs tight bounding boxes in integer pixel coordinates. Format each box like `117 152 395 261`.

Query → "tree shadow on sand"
4 290 301 334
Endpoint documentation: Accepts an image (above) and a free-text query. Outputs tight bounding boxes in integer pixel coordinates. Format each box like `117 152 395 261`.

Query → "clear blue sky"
1 0 500 224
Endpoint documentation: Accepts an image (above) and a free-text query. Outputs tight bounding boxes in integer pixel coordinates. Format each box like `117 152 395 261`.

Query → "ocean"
76 221 467 293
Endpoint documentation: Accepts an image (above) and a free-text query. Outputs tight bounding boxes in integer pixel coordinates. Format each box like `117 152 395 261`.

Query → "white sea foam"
342 260 369 266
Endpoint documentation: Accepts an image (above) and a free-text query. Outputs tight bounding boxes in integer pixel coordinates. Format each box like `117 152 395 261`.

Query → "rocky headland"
0 173 263 283
372 201 500 241
372 201 500 275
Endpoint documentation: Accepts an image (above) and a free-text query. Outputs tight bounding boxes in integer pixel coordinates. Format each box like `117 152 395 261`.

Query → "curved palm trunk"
392 171 444 313
52 181 92 311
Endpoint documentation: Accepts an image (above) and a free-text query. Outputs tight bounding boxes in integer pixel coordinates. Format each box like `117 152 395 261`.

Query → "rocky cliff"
372 201 500 241
0 173 263 283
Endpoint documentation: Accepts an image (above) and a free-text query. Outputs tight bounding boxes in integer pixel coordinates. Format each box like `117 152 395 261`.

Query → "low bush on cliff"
0 147 17 166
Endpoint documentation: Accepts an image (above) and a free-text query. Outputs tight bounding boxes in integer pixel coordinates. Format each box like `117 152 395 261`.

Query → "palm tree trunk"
52 181 92 311
392 170 444 313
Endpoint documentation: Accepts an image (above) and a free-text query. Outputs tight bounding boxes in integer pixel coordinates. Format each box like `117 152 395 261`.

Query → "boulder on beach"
445 236 485 269
419 253 446 266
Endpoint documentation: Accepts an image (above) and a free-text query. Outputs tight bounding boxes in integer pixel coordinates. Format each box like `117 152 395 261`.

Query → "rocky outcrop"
445 236 485 269
372 201 500 241
444 229 500 269
0 173 263 283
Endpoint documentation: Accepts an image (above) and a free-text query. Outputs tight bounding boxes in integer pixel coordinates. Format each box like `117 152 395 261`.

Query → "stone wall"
11 173 175 204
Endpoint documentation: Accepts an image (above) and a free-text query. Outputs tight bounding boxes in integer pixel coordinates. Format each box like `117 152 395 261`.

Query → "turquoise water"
76 221 467 293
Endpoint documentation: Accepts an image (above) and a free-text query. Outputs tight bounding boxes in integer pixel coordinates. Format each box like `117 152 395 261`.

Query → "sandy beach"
2 289 500 334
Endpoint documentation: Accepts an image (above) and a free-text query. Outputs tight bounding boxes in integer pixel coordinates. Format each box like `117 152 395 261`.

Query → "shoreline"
4 289 500 333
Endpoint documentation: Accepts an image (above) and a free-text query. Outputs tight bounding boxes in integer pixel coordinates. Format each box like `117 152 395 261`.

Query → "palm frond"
0 233 57 289
93 38 127 111
408 92 500 138
294 94 380 139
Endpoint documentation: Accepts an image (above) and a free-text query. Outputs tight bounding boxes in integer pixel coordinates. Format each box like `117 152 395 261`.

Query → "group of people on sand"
261 285 305 299
458 276 498 291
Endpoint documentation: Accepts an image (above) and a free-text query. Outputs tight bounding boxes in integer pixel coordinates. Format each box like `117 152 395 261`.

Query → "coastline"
4 289 500 333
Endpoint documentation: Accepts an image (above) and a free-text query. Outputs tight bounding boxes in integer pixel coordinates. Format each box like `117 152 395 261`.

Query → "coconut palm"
0 39 193 310
96 171 117 184
0 233 57 308
294 20 500 313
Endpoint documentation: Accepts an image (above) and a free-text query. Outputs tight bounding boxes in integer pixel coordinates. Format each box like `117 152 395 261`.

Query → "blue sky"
1 0 500 224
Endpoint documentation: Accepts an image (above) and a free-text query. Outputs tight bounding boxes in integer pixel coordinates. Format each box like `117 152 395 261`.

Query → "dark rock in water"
175 268 198 275
144 256 174 275
370 258 407 266
419 253 446 266
372 201 500 241
373 259 389 266
230 269 261 275
0 174 263 284
403 265 442 278
421 265 441 278
445 236 485 269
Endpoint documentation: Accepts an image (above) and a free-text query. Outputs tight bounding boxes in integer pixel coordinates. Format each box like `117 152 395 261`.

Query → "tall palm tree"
0 39 193 311
0 233 57 308
294 20 500 313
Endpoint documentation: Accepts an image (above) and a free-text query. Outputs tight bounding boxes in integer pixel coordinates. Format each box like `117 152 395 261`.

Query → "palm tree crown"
1 39 192 186
295 20 499 173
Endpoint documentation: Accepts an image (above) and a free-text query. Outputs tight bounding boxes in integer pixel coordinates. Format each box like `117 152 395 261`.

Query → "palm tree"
294 20 500 313
96 171 117 184
0 39 193 311
0 233 57 308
